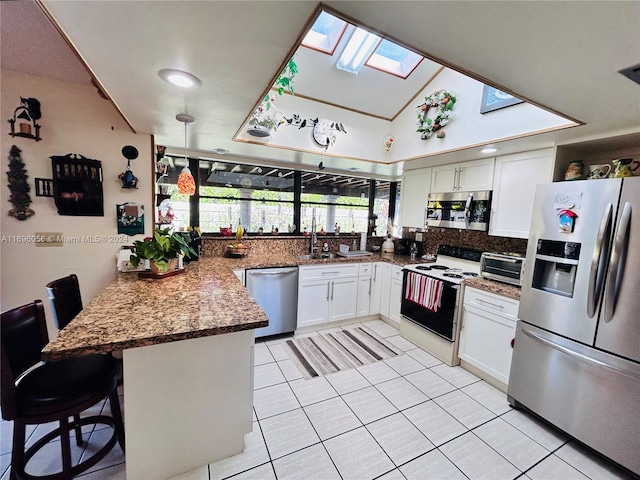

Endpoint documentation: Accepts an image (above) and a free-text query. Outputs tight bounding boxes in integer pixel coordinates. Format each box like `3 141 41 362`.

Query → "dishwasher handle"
247 268 298 277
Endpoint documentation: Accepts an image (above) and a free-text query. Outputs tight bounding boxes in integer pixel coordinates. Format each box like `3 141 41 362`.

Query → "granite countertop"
42 257 269 361
43 253 419 361
463 277 521 300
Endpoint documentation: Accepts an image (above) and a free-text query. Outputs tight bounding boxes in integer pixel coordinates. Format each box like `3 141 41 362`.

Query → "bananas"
236 224 244 241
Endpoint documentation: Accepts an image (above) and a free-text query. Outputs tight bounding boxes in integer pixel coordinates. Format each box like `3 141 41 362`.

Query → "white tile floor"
1 320 635 480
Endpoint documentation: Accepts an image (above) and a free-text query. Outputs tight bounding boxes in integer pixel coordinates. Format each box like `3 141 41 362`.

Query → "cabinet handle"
510 338 515 348
373 265 377 281
477 298 504 310
331 281 335 301
369 278 372 295
327 282 330 301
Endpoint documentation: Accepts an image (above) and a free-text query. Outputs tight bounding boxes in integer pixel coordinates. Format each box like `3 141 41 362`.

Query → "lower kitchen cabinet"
369 262 383 314
297 264 358 328
388 266 404 325
378 263 392 318
356 263 373 317
458 287 518 389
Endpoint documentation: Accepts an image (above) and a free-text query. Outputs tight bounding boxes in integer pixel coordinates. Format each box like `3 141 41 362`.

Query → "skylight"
336 27 381 75
302 10 347 55
366 39 423 78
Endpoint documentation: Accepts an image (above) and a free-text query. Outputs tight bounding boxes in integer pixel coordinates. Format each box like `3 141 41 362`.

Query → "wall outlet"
415 232 423 242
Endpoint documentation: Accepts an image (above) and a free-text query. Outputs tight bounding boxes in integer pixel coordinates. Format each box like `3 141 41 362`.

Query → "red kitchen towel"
405 272 444 312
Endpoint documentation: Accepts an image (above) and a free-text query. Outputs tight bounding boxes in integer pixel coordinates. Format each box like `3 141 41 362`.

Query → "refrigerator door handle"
522 328 640 381
587 203 613 318
603 202 632 323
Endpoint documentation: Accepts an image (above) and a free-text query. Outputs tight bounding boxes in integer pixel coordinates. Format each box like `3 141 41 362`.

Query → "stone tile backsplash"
201 230 526 258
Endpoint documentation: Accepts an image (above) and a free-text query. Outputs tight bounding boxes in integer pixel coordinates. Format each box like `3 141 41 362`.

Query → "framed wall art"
479 85 524 114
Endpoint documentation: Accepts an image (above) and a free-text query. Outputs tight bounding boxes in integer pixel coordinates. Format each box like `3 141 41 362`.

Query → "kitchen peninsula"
42 259 268 480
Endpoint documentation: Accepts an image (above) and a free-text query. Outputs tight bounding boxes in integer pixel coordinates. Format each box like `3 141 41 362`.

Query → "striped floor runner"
283 326 401 379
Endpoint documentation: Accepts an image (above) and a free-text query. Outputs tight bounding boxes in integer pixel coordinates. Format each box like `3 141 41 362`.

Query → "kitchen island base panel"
123 330 254 480
400 318 460 367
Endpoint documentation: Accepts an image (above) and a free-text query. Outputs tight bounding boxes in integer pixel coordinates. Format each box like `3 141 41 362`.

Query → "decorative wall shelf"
51 153 104 216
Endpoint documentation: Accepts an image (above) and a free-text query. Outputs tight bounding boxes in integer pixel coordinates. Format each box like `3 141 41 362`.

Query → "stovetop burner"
415 265 432 270
443 272 464 279
430 265 450 270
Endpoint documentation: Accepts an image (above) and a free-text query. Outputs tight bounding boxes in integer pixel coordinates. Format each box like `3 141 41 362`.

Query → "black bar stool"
1 300 125 480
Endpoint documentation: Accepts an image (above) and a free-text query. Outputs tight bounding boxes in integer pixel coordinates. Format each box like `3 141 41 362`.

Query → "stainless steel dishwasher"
246 267 298 338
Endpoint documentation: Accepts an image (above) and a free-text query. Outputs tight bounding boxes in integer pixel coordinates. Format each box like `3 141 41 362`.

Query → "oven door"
401 270 460 341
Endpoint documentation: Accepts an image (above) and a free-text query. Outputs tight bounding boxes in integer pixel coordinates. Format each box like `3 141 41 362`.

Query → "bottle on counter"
410 242 418 260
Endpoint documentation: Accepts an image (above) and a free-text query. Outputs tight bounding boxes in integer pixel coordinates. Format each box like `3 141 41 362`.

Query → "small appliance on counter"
396 238 424 257
480 252 525 286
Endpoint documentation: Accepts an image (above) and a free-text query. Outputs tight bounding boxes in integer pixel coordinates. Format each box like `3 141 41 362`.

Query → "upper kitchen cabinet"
431 158 495 193
489 149 554 239
399 168 431 227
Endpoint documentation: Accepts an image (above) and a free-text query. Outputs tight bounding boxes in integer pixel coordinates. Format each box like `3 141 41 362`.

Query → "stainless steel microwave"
426 191 491 231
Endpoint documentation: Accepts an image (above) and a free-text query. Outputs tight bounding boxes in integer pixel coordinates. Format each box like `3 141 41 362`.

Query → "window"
366 39 423 78
199 162 295 234
301 172 370 233
155 156 398 236
301 10 347 55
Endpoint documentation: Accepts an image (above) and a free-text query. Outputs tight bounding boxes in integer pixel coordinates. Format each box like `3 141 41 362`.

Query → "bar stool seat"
1 300 125 480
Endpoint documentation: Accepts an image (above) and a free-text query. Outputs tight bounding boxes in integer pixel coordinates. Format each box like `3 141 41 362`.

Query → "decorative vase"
564 160 585 180
149 257 178 275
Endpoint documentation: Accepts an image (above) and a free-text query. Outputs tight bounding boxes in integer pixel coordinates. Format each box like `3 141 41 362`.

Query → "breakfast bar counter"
43 258 268 480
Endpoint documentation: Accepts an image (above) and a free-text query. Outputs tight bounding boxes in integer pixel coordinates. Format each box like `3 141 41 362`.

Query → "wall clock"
313 120 333 147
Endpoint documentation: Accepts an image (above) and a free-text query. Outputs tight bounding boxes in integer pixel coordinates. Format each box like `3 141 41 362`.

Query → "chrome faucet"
310 215 318 254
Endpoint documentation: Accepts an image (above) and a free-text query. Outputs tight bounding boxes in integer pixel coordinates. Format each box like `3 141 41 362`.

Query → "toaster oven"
480 252 525 286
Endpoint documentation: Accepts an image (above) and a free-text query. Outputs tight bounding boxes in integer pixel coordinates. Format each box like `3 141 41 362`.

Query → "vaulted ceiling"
2 1 639 179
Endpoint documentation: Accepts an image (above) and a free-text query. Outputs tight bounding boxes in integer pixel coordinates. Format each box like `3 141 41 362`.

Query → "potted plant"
129 227 197 274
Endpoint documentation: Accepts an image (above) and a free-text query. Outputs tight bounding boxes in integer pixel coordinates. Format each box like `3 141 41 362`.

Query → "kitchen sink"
298 253 336 260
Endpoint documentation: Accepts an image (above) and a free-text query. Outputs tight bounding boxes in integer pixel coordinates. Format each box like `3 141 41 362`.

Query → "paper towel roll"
360 232 367 251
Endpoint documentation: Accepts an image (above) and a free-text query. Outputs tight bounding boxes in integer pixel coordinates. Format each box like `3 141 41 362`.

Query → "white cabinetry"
356 263 373 317
489 149 554 239
297 264 358 328
459 287 518 390
431 158 495 193
369 262 383 315
388 266 404 325
378 263 392 318
399 168 431 227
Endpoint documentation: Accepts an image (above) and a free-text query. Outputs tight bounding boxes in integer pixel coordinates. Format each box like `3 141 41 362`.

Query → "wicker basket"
227 245 250 257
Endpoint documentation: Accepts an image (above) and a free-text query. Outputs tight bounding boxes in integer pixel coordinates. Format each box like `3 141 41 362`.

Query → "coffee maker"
396 238 424 257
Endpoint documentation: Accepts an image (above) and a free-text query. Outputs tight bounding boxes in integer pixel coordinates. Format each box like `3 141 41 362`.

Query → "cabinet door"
297 280 330 327
458 158 495 192
399 168 432 227
431 165 457 193
389 277 403 325
356 276 372 317
379 263 392 317
329 278 358 322
369 263 383 315
489 149 554 239
459 304 516 384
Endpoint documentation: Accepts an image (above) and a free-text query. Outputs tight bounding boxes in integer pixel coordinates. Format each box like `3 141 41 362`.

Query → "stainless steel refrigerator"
508 176 640 475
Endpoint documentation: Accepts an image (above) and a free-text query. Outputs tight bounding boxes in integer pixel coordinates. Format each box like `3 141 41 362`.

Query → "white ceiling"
2 1 639 179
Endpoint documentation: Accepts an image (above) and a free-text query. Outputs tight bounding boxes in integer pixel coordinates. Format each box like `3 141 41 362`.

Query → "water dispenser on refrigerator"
531 240 581 298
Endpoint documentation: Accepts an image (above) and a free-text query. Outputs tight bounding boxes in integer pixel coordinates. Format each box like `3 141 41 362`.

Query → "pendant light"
176 113 196 195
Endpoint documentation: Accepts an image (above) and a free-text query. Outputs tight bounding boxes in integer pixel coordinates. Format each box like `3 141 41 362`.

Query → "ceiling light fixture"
158 69 202 89
337 27 381 74
176 113 196 195
481 147 498 154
